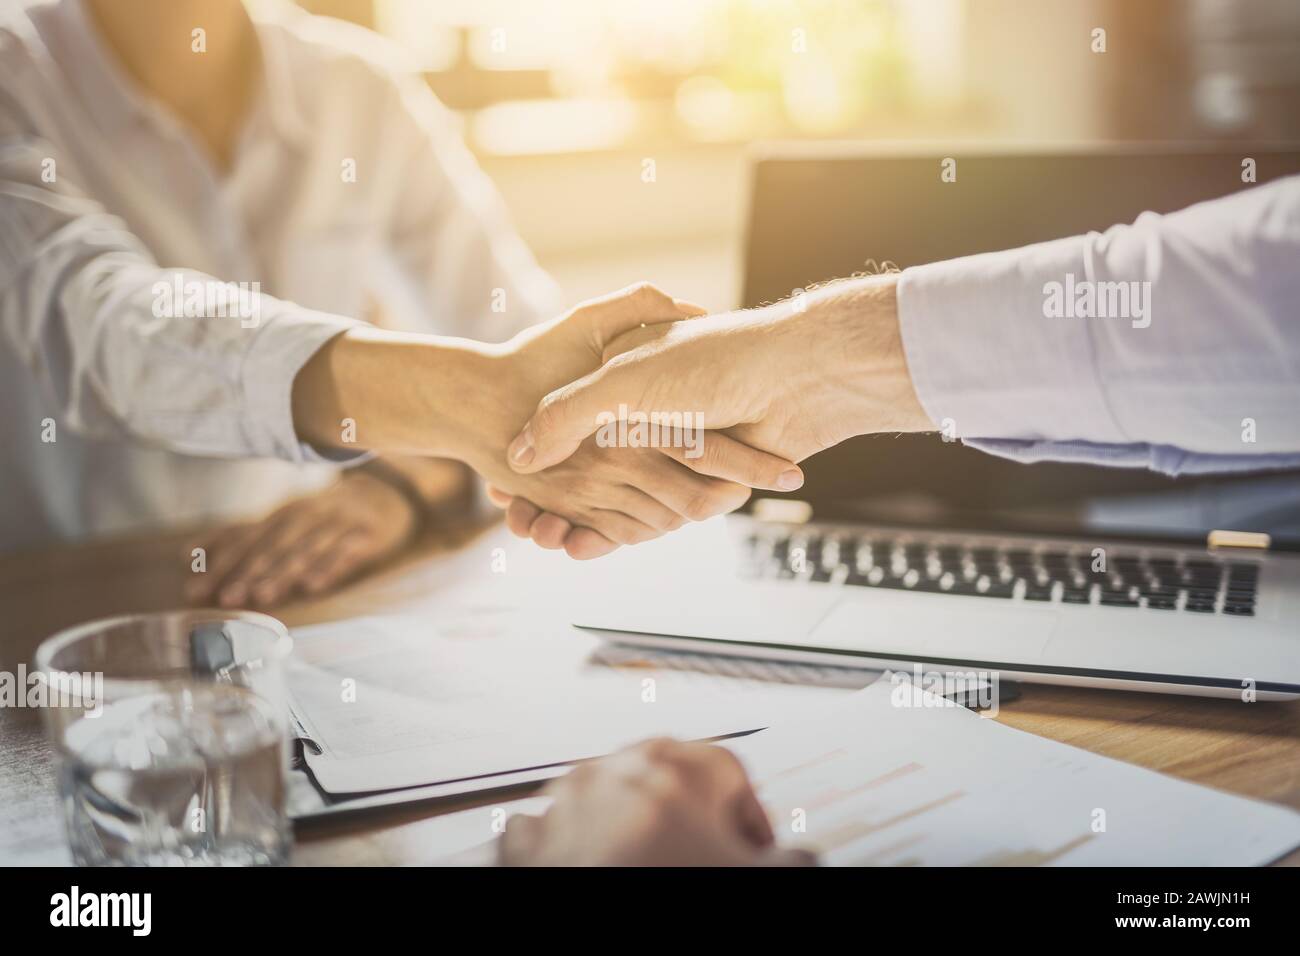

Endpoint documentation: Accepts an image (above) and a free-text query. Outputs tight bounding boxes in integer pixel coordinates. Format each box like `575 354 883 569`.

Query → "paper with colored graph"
725 675 1300 866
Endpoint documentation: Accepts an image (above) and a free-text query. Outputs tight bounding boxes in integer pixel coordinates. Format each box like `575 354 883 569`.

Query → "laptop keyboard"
741 530 1260 616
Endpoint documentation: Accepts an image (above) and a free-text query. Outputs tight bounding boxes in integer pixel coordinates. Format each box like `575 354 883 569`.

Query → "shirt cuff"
896 237 1130 447
239 306 370 464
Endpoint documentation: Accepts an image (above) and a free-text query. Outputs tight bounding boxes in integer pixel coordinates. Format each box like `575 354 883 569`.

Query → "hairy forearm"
291 326 504 461
800 274 934 436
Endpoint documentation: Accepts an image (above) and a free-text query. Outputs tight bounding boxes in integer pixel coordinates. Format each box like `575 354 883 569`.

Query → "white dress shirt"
898 175 1300 477
0 0 558 551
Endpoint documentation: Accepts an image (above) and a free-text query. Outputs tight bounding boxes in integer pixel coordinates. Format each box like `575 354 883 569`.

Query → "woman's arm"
290 286 804 552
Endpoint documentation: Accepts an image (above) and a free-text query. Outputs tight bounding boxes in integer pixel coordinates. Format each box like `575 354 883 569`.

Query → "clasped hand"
488 276 933 557
474 283 807 559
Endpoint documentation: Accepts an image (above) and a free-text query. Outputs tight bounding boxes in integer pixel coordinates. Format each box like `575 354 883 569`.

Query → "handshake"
292 275 935 560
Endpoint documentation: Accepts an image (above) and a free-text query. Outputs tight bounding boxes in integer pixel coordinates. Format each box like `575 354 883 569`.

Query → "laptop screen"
740 146 1300 545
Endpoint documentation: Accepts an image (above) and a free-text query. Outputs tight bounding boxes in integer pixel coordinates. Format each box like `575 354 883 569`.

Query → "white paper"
287 613 867 794
726 675 1300 866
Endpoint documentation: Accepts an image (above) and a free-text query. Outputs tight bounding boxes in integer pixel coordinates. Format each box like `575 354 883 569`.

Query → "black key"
1140 586 1180 599
1023 587 1054 602
1184 602 1216 613
981 584 1016 599
1061 589 1091 604
879 576 922 592
1146 598 1177 610
944 581 1013 599
1222 605 1255 616
907 580 947 594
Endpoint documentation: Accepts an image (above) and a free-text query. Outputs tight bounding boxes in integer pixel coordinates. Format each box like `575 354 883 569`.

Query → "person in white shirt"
498 175 1300 554
0 0 795 602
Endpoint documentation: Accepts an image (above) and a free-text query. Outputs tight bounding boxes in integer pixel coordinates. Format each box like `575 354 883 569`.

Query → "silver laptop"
576 145 1300 700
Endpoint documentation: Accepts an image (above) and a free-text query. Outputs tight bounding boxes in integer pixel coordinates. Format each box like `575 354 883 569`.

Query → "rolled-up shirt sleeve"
0 117 362 463
896 175 1300 476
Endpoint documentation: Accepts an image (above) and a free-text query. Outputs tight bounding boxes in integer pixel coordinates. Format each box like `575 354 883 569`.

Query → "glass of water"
35 610 294 866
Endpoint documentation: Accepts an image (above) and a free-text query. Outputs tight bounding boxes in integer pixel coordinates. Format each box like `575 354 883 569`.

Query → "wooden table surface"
3 524 1299 866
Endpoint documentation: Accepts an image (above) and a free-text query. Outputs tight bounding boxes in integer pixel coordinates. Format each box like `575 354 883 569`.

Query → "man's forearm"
291 326 503 460
506 273 933 474
800 274 934 437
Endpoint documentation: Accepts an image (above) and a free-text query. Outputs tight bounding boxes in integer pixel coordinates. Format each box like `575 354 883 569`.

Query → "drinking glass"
35 610 293 866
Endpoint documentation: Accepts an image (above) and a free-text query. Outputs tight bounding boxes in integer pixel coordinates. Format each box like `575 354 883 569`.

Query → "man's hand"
499 738 815 866
184 469 418 609
504 275 934 478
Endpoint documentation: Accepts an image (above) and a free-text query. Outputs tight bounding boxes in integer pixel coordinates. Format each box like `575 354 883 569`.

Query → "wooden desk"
3 526 1298 866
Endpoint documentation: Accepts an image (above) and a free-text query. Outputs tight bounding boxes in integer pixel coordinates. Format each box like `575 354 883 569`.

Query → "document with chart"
726 676 1300 866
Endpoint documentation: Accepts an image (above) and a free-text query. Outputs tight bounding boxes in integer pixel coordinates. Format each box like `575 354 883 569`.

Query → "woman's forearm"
291 326 506 461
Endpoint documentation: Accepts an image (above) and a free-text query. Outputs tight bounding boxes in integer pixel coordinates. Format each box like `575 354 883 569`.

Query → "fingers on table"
186 505 378 609
300 529 376 595
184 510 304 606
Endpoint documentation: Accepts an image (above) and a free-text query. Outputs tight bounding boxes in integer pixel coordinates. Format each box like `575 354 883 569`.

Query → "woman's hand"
184 469 418 609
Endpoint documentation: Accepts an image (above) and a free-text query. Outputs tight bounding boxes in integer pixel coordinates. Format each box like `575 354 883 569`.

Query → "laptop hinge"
1206 529 1271 551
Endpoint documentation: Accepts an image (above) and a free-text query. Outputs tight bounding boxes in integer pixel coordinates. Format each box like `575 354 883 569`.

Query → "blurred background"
273 0 1300 311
